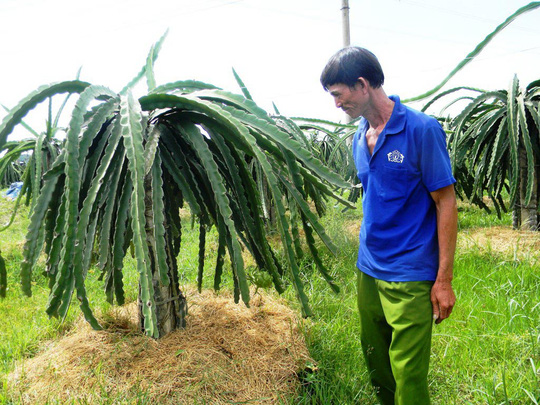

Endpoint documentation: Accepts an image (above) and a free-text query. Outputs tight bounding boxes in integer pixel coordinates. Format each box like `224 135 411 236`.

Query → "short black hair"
320 47 385 90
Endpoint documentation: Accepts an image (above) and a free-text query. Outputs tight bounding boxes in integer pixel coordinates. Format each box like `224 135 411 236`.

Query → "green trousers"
357 271 434 405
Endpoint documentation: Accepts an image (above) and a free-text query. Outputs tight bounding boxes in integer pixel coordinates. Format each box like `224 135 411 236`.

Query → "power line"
237 2 341 25
394 45 540 78
396 0 540 35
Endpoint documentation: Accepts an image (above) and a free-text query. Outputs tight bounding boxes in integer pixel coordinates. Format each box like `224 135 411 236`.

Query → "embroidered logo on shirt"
387 150 404 163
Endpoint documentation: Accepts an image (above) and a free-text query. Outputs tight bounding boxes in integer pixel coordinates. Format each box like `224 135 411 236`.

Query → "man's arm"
430 184 458 324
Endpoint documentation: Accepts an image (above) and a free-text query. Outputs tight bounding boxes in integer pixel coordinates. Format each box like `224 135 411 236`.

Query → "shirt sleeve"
420 121 456 192
352 126 360 180
352 119 368 181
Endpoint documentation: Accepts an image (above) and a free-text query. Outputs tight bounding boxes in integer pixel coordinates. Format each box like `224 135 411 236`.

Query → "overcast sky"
1 0 539 139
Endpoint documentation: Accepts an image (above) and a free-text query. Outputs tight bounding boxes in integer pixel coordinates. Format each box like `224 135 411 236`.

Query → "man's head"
320 46 384 91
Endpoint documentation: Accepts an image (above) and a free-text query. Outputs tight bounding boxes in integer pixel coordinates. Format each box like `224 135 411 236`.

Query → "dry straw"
459 226 540 260
8 288 312 404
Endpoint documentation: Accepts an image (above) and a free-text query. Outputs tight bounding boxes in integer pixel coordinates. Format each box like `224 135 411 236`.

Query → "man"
320 47 457 404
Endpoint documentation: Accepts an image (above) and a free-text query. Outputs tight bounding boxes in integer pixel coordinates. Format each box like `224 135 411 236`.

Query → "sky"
1 0 539 140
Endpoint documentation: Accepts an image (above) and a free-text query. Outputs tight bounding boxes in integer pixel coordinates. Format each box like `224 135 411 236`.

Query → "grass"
0 195 539 404
288 202 539 404
456 202 513 231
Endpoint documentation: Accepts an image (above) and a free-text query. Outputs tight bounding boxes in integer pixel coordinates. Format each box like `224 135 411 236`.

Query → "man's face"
327 82 365 119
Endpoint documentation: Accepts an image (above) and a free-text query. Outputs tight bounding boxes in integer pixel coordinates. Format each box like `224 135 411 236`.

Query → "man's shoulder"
403 104 440 128
400 106 447 146
390 95 441 133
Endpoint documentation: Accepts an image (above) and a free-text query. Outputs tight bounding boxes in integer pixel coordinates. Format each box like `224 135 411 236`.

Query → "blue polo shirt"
352 95 456 282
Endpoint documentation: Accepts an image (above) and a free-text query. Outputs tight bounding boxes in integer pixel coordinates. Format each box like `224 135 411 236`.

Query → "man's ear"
356 78 369 91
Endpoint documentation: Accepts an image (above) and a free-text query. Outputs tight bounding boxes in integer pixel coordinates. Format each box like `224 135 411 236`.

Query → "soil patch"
8 288 310 404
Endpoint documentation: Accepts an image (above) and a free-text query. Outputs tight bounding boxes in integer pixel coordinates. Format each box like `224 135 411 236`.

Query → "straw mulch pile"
459 226 540 259
8 288 311 404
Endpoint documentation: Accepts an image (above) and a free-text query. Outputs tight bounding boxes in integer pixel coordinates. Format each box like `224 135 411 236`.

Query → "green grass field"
0 196 538 404
289 204 539 404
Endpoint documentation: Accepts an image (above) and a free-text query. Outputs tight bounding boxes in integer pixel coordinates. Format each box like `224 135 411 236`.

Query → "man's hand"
431 278 455 324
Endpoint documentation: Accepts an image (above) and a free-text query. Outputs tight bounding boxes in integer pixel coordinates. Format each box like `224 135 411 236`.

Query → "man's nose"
334 98 342 108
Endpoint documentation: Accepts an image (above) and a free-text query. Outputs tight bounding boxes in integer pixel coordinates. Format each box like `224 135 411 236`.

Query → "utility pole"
341 0 351 124
342 0 351 47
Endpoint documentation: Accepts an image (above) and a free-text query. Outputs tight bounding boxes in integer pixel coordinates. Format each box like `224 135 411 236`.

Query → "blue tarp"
4 182 23 200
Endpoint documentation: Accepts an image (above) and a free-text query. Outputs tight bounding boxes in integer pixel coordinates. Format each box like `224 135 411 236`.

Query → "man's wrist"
435 273 453 284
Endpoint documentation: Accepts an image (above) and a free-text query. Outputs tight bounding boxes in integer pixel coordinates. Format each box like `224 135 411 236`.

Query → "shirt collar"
384 95 406 135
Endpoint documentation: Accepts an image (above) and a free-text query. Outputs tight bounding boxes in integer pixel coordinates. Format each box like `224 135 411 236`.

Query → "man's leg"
378 280 434 405
357 271 395 405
